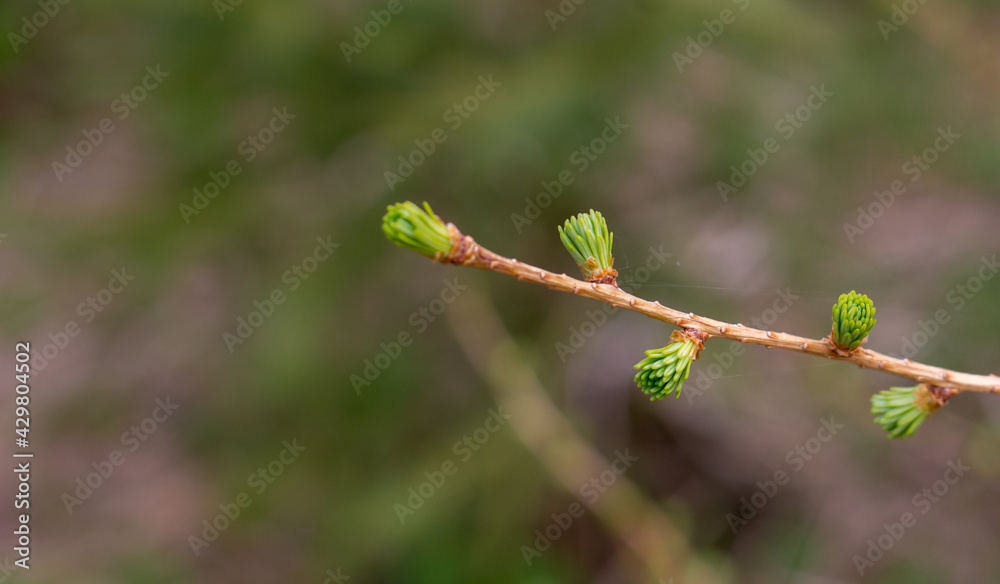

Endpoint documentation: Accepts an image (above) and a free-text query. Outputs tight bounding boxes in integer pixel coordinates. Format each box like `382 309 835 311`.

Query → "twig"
441 233 1000 395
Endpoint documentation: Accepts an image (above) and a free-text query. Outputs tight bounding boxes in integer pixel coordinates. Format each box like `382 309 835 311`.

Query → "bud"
831 290 877 353
633 330 706 400
382 201 459 260
557 210 617 285
870 384 956 438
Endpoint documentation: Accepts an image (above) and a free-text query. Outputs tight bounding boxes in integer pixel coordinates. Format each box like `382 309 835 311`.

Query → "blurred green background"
2 0 1000 582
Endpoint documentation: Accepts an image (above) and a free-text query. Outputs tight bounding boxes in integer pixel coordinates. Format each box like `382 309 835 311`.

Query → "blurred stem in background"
447 288 731 583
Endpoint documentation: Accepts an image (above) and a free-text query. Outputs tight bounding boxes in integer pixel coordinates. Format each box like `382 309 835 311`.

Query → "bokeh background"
2 0 1000 582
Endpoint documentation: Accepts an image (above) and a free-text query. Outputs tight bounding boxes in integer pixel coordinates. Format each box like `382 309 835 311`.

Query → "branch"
382 202 999 437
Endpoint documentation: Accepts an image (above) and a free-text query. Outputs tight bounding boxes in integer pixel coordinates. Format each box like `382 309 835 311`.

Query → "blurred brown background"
1 0 1000 582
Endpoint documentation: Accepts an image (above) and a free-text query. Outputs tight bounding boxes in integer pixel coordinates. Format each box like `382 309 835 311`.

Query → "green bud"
831 290 876 352
558 210 617 284
382 201 456 259
633 331 704 400
871 384 955 439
